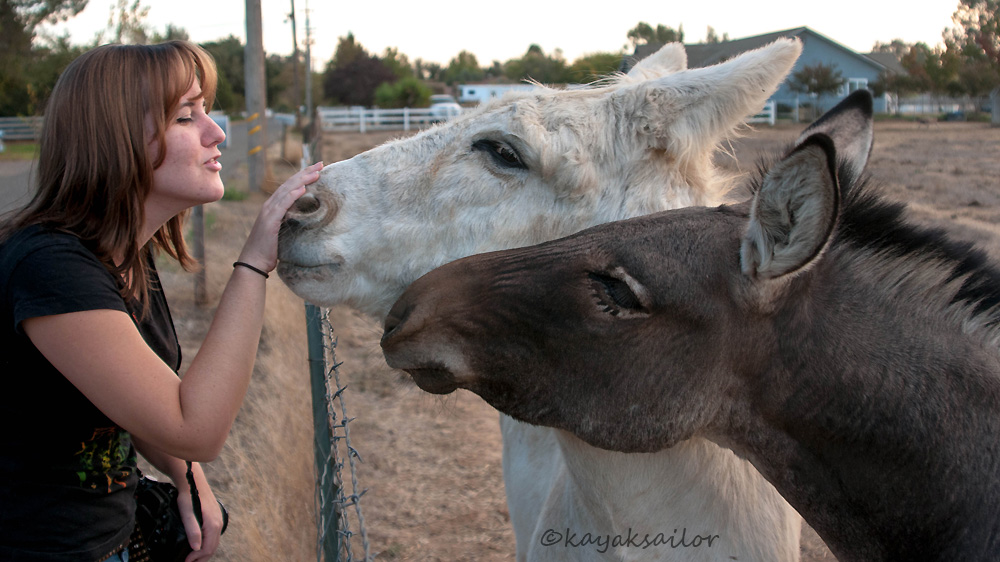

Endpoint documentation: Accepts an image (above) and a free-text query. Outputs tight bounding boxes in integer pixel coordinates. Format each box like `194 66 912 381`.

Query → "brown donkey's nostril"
381 299 410 345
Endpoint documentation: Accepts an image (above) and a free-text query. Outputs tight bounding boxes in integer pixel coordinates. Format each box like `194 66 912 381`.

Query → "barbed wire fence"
302 127 371 561
307 304 371 562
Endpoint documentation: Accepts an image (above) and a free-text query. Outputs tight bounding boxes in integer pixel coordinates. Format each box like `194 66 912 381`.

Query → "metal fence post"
306 303 340 561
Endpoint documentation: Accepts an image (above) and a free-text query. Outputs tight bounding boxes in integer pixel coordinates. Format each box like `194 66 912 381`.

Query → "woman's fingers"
176 492 204 552
237 161 324 271
184 501 224 562
275 161 322 199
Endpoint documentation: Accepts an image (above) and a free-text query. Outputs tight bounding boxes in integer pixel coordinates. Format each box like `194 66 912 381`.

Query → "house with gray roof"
623 27 895 117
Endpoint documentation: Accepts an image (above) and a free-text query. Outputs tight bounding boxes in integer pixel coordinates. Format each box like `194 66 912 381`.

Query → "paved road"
0 159 35 214
0 118 283 214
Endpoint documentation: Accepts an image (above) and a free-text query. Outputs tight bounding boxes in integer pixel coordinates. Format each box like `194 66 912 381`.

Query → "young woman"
0 41 321 561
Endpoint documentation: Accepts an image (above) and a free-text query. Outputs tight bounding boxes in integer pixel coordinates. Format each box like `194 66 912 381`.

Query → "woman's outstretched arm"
24 162 322 461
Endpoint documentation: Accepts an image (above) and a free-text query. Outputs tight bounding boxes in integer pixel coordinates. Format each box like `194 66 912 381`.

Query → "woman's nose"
205 115 226 147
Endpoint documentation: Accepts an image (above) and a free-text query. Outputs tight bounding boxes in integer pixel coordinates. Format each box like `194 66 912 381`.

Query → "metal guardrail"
0 116 44 141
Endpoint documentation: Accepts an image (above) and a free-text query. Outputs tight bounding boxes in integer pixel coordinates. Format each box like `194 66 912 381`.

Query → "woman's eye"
176 115 194 124
472 139 526 170
589 272 643 311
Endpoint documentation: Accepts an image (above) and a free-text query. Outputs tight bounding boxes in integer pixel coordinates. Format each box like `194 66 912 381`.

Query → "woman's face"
146 81 227 221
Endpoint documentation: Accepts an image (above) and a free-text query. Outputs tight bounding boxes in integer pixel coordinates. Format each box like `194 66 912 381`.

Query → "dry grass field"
158 120 999 561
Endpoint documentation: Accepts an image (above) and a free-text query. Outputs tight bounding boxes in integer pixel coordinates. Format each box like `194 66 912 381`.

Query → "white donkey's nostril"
292 192 322 215
283 190 339 230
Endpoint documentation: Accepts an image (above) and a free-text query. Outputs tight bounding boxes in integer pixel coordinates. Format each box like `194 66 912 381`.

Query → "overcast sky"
40 0 961 70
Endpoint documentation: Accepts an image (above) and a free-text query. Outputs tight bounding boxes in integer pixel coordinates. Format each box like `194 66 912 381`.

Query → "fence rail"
747 101 776 126
317 106 462 133
0 116 44 141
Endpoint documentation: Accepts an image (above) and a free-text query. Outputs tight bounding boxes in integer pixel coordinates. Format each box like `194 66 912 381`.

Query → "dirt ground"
159 120 999 561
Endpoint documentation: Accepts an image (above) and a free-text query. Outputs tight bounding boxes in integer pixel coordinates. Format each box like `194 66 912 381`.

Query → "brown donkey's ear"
795 89 874 181
740 134 840 280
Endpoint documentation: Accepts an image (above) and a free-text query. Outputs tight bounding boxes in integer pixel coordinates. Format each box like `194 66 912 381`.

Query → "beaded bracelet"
233 261 269 279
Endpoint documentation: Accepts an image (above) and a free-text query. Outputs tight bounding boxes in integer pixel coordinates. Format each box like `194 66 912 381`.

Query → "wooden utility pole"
288 0 302 130
191 205 208 305
244 0 268 192
992 88 999 127
304 0 313 124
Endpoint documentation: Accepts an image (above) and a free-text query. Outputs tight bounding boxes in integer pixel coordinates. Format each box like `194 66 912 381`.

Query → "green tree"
323 34 396 106
413 58 442 81
951 0 1000 67
6 0 85 31
484 60 505 79
323 54 396 106
1 0 87 114
374 76 431 108
504 44 568 84
873 30 998 110
705 26 729 44
22 34 87 114
567 52 623 83
201 36 245 115
442 50 484 85
872 39 912 59
788 62 846 117
105 0 150 44
330 32 367 70
381 46 413 79
948 0 1000 97
627 22 683 47
266 53 293 112
899 43 962 97
150 23 189 43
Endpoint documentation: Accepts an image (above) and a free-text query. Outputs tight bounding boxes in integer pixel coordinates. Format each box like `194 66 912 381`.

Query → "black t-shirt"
0 225 181 561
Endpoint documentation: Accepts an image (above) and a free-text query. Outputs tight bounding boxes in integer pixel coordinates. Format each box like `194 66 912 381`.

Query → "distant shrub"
374 77 432 109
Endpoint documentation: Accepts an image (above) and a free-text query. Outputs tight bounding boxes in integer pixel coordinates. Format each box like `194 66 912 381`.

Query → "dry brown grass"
160 121 999 561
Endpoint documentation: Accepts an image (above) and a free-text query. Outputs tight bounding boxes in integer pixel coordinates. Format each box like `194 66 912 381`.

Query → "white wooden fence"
747 101 776 126
319 100 775 134
317 106 463 133
0 116 44 141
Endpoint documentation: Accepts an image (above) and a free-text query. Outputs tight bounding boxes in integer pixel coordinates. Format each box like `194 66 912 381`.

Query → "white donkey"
279 39 804 561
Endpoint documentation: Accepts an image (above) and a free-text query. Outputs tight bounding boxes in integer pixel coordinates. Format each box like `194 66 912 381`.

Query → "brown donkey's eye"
588 272 643 311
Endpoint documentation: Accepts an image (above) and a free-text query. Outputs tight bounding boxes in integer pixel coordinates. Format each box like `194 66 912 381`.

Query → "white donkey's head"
277 39 801 317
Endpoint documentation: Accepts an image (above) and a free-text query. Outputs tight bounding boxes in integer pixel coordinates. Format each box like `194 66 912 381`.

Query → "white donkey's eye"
472 139 527 170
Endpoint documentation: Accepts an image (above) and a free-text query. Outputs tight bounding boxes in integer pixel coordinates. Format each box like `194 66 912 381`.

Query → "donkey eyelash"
472 139 527 170
588 272 644 314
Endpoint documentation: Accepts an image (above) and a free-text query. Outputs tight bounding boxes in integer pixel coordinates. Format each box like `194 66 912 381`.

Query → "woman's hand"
237 161 323 272
176 463 226 562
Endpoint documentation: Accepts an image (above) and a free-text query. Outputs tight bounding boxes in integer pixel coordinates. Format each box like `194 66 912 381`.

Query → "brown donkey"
381 91 1000 561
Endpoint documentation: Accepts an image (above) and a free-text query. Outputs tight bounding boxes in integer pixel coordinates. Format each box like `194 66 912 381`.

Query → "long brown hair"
1 41 218 311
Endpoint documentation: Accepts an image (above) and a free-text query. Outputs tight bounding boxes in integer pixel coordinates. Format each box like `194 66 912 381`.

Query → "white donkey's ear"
741 134 840 280
796 90 874 181
618 38 801 154
623 42 687 82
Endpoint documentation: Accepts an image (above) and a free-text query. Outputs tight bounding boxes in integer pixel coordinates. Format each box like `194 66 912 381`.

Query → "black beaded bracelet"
233 261 269 279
